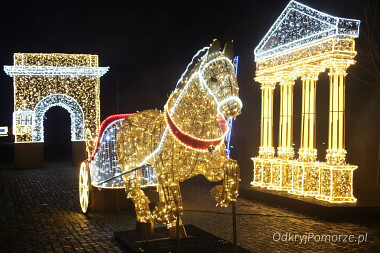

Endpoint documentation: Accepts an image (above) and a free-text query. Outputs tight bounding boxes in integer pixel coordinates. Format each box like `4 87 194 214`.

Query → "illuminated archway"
33 94 85 142
4 53 109 143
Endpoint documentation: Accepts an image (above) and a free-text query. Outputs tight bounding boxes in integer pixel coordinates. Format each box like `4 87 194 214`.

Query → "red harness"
164 109 228 151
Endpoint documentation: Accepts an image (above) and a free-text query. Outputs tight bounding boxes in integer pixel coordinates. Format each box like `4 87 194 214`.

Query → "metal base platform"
114 224 250 253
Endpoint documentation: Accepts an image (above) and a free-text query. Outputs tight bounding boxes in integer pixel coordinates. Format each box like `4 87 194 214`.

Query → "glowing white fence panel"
91 118 157 188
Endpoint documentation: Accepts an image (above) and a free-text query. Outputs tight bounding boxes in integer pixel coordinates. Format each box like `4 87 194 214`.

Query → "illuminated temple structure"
251 1 360 203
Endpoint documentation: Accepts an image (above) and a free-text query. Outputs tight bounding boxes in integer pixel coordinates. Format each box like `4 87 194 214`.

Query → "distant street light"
0 126 9 137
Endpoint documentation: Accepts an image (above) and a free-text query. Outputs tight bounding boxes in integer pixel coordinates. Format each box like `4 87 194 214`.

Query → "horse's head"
199 39 242 118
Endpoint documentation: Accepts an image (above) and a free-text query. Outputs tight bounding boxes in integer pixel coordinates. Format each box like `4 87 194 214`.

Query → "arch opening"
33 94 85 142
44 106 72 162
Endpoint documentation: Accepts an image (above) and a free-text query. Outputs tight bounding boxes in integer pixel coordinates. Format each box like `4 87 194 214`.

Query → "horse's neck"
167 74 222 140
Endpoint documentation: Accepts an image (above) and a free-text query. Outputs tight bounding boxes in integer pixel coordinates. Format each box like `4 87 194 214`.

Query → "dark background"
0 0 379 199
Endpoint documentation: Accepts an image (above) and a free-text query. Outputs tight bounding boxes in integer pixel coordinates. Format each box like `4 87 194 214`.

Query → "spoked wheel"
79 160 91 213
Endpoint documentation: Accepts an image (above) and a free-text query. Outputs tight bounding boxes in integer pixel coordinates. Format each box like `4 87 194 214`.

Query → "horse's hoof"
169 225 188 239
211 185 223 201
135 221 154 239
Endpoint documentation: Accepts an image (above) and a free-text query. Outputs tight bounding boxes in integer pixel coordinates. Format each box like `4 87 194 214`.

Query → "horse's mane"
176 61 202 90
175 47 210 90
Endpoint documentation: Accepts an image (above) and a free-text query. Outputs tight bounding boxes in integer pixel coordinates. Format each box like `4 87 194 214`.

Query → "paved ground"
0 162 379 252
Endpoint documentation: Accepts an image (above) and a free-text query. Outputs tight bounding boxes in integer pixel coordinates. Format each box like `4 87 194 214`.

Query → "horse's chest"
157 139 210 179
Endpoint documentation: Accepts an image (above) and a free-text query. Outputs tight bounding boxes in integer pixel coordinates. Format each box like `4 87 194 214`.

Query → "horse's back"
116 109 165 171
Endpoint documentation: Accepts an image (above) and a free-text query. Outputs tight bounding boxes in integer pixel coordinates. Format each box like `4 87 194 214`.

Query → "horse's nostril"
219 101 241 118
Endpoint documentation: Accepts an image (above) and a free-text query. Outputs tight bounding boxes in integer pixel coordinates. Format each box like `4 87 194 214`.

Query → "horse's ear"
207 39 220 62
223 41 234 61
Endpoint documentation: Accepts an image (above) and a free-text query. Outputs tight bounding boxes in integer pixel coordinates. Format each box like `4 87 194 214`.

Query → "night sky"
0 0 379 187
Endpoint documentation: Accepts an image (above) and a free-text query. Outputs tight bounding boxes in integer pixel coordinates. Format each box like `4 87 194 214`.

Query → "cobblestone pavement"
0 162 379 252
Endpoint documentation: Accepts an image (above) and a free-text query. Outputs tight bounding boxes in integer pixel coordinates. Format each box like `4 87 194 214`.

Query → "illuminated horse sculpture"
116 39 242 237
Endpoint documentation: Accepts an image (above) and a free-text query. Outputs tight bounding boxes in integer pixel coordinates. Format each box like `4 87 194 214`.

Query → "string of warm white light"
4 66 109 77
175 47 209 88
254 0 360 61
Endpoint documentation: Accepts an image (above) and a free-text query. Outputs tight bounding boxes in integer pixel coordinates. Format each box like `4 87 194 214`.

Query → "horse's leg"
153 177 187 238
206 158 240 207
124 170 154 238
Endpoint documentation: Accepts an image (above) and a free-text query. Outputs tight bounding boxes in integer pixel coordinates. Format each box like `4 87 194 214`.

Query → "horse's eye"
211 77 218 82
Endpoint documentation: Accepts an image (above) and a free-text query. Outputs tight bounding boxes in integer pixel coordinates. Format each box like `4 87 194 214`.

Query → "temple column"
326 68 346 164
293 72 319 195
299 76 317 161
252 82 276 187
317 64 357 202
278 80 294 159
272 80 294 190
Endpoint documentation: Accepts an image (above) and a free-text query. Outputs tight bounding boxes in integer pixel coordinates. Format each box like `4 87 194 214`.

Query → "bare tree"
351 0 380 185
351 0 380 86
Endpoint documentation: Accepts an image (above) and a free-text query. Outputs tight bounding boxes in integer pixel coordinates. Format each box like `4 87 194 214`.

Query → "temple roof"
254 0 360 61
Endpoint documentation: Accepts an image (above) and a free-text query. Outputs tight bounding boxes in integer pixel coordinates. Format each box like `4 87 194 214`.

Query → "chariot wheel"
79 160 91 213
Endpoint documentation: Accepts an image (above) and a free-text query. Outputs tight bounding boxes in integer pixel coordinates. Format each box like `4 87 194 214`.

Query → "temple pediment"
254 0 360 61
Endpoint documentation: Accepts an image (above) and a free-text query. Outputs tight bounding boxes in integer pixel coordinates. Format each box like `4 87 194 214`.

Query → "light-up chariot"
79 114 157 213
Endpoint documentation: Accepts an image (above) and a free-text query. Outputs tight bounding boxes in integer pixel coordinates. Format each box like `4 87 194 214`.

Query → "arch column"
252 82 276 187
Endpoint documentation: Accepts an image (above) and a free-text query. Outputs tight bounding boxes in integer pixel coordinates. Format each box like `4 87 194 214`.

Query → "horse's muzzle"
218 96 242 118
